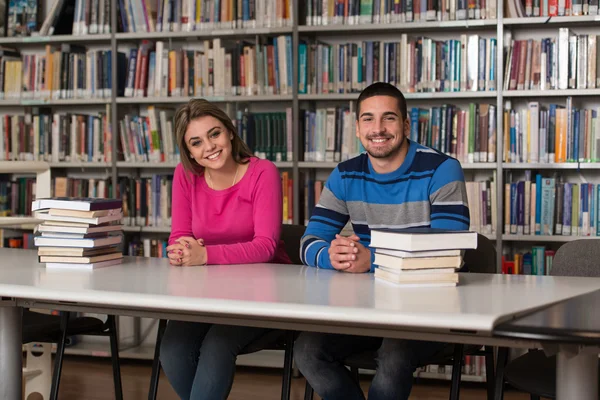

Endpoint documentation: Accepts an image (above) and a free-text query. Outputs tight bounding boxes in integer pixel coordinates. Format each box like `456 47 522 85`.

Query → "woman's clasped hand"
166 237 207 266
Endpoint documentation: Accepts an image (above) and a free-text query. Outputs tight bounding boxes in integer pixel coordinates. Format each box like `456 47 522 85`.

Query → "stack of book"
370 228 478 287
31 197 124 270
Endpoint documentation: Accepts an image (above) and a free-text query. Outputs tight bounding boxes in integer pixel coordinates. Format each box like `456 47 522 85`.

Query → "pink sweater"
169 157 292 265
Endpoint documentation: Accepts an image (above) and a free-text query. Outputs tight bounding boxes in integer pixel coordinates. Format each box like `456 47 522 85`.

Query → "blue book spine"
523 252 532 275
410 108 419 143
298 44 307 94
357 45 363 86
242 0 249 23
510 182 517 233
517 181 525 234
510 110 516 162
489 38 496 90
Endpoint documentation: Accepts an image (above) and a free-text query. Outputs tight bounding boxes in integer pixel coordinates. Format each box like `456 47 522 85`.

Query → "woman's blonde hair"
174 98 254 176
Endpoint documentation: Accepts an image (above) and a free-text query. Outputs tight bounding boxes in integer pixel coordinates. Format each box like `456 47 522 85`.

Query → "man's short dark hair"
356 82 408 121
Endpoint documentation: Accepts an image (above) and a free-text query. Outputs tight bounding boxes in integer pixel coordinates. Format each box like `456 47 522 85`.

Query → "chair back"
280 224 306 265
549 240 600 277
462 233 497 274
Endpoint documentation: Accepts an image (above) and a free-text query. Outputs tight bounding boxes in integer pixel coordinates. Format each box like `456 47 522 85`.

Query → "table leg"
0 305 22 400
556 348 598 400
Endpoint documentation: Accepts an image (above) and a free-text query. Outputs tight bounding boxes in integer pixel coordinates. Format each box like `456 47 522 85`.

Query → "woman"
161 98 291 400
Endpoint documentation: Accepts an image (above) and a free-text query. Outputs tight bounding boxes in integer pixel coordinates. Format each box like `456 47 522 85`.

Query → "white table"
1 248 600 400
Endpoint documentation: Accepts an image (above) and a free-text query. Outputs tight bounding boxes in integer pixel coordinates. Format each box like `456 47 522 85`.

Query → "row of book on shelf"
0 107 114 163
10 0 600 39
502 246 556 275
300 35 497 95
0 45 124 101
39 0 293 37
121 108 292 163
506 0 600 17
117 0 294 33
4 29 600 100
6 99 600 167
0 103 498 165
123 37 293 99
503 30 600 92
505 171 600 237
0 107 292 164
301 0 498 25
300 103 497 164
502 98 600 164
0 36 295 101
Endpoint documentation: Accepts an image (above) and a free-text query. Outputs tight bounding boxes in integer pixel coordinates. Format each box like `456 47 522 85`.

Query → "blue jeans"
159 321 270 400
294 332 449 400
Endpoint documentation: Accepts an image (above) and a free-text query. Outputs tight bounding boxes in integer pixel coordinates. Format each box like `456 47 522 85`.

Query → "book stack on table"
370 228 478 287
31 197 124 269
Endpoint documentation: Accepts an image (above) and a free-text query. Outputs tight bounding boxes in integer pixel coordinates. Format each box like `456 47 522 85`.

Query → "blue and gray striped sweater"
300 140 470 271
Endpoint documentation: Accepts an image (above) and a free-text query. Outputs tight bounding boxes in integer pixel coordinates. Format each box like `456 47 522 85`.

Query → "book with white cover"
375 248 463 258
370 228 478 252
34 235 122 248
374 253 463 270
40 232 110 239
37 224 123 234
45 258 124 270
48 208 122 218
32 197 122 212
40 252 123 264
374 268 459 286
37 246 119 257
34 210 123 225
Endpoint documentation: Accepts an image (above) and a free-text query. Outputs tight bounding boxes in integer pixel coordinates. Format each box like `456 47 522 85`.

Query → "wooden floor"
40 356 532 400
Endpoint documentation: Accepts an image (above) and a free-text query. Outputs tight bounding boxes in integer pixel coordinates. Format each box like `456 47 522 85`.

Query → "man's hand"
344 238 372 273
328 234 371 273
166 237 207 266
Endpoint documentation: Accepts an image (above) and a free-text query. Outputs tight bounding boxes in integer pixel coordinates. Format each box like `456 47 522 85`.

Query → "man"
295 82 470 400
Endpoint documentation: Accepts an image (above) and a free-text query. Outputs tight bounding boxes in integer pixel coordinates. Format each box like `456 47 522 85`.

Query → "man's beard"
365 135 404 159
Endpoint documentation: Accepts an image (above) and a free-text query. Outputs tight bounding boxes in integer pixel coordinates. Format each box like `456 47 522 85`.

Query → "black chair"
494 239 600 400
148 224 306 400
23 309 122 400
303 233 497 400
